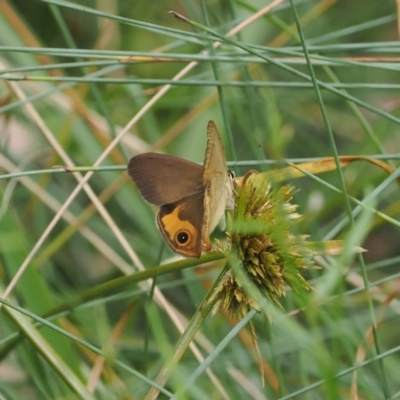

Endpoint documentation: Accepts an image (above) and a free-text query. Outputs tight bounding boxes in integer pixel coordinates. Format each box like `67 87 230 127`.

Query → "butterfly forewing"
202 121 234 237
203 121 228 182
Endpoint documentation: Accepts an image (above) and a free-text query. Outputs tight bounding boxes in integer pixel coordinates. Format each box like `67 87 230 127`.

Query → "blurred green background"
0 0 399 399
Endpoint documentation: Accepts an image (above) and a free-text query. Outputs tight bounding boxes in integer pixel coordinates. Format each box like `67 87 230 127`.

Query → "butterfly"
128 120 235 257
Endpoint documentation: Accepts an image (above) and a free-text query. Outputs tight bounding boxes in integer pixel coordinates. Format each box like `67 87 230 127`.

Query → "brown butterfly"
128 120 235 257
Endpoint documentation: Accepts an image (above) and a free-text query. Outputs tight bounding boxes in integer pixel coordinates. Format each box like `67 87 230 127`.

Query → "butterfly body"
128 121 234 257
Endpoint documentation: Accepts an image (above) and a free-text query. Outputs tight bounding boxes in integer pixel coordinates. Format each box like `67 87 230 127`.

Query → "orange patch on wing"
159 206 199 246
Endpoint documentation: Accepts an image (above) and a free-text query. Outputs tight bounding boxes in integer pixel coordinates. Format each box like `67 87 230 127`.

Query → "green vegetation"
0 0 399 399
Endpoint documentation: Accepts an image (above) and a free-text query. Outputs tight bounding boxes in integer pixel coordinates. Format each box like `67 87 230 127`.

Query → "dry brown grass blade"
350 292 397 400
240 155 397 185
307 240 366 255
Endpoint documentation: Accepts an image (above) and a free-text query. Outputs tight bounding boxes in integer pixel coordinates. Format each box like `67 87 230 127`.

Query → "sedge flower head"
211 171 314 319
